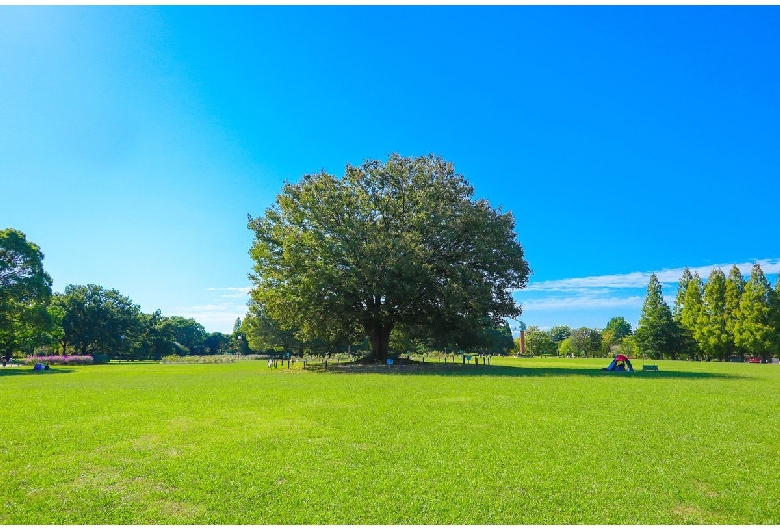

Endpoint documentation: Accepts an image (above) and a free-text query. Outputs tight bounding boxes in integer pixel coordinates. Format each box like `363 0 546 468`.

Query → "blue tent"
603 355 633 372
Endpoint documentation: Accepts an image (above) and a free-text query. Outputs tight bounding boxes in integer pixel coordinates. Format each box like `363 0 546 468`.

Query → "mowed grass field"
1 357 778 524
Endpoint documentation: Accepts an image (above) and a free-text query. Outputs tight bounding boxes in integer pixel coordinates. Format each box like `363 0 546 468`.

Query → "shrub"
160 354 237 364
24 355 94 366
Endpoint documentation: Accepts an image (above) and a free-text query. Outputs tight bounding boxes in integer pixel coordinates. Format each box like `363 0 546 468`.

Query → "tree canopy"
733 264 776 361
1 228 230 361
635 273 683 360
604 316 632 341
698 268 730 361
54 284 142 356
523 326 556 356
636 264 780 361
247 154 531 360
0 229 54 359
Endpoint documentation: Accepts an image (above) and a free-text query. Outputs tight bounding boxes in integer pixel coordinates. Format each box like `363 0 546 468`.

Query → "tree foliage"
1 228 221 360
602 316 632 354
636 263 780 361
678 272 704 359
635 273 683 360
733 264 776 361
164 316 207 355
697 268 730 361
126 309 173 360
673 267 693 322
569 327 602 357
247 154 531 360
549 325 571 344
604 316 632 341
476 321 515 355
724 265 747 358
0 229 54 358
54 285 142 356
523 326 556 356
242 301 305 354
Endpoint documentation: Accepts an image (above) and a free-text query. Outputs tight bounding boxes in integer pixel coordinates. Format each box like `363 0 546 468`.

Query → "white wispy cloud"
206 286 252 294
167 287 253 333
521 295 646 311
523 258 780 292
174 302 248 333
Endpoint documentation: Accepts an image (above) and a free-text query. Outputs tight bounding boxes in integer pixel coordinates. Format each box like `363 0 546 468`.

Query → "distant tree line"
520 316 635 358
518 264 780 362
635 264 780 361
0 228 235 362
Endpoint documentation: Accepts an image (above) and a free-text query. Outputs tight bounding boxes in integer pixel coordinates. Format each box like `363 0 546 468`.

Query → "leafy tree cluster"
636 265 780 361
247 154 530 360
1 228 230 361
518 317 634 358
1 229 54 360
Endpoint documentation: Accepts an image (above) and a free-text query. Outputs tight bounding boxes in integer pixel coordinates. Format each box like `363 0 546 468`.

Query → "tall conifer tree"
724 265 746 359
698 268 730 361
679 272 704 359
772 275 780 356
733 264 775 361
636 273 681 360
673 267 693 322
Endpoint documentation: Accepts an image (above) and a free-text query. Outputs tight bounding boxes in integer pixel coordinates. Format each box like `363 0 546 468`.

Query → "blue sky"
2 6 779 334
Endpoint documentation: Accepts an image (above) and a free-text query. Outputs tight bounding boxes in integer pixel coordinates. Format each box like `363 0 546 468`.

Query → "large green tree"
203 332 231 356
523 326 556 356
242 301 305 354
127 310 176 360
635 273 683 360
164 316 207 355
247 154 531 361
549 325 571 344
231 317 251 356
602 316 632 355
568 327 603 357
54 284 142 357
604 316 633 341
673 267 694 322
733 264 776 361
724 265 746 359
476 320 515 355
0 229 54 359
678 272 704 360
697 268 730 361
773 275 780 355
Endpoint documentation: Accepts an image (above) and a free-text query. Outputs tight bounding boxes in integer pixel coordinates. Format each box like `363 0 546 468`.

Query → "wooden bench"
642 364 659 371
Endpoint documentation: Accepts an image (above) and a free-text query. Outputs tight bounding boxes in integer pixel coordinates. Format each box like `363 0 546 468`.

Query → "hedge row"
24 355 94 366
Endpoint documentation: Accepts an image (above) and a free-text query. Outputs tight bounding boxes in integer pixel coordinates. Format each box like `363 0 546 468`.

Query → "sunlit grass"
1 357 778 523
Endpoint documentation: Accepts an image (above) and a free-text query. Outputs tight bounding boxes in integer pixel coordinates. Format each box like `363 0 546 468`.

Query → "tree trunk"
365 320 393 361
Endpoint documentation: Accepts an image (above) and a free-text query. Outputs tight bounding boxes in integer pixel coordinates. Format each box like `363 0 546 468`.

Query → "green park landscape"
2 357 779 524
3 154 780 524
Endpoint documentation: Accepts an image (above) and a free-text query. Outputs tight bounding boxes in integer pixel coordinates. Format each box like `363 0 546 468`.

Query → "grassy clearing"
1 357 778 524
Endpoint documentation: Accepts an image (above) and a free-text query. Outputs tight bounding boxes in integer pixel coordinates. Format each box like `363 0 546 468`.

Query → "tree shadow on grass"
318 362 739 380
0 367 76 377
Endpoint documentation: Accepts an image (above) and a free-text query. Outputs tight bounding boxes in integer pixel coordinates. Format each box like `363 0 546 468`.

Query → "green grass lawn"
1 357 778 524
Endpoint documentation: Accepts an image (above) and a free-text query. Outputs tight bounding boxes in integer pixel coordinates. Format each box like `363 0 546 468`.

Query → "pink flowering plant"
24 355 94 366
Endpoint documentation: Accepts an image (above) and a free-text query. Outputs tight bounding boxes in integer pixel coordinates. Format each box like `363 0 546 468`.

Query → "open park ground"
1 356 778 524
